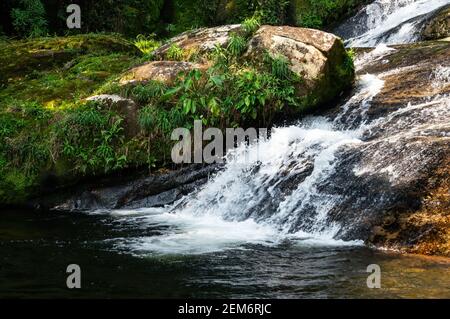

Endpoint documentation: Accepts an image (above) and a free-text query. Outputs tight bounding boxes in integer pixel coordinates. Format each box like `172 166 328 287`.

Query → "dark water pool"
0 208 449 298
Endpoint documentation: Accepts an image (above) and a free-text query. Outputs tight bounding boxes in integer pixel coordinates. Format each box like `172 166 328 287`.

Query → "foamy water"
95 1 450 256
105 74 384 255
340 0 450 47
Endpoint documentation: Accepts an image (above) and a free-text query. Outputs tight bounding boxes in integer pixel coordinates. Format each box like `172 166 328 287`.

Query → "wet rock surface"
421 4 450 40
322 41 450 256
33 164 220 211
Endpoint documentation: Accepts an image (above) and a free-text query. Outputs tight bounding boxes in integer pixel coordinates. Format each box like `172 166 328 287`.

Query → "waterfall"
335 0 450 47
107 1 450 255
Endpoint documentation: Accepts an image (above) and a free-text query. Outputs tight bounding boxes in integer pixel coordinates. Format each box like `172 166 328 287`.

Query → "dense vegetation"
0 0 369 38
0 1 356 204
0 34 142 202
0 24 325 203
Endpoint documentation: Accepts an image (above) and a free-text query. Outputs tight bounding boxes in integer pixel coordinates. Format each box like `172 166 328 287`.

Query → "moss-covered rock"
153 24 242 60
0 34 140 85
0 34 143 205
86 95 139 137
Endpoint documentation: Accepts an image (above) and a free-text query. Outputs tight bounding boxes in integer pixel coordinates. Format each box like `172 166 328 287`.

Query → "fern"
227 34 247 58
242 16 260 35
166 43 184 61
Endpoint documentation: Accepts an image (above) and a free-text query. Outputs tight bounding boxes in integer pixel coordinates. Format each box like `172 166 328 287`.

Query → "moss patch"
0 34 143 204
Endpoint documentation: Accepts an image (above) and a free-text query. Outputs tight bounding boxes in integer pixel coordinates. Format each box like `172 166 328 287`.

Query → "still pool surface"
0 208 449 298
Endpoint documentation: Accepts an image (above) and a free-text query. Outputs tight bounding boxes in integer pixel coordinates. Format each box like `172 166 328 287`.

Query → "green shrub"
294 0 367 29
160 50 300 127
0 115 25 140
131 81 167 104
210 45 230 71
74 0 165 37
138 106 156 134
11 0 48 37
256 0 291 25
55 102 128 174
170 0 222 35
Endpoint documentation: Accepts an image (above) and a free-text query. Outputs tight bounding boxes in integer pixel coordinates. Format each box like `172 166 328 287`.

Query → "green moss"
0 34 144 204
0 35 140 110
0 33 140 85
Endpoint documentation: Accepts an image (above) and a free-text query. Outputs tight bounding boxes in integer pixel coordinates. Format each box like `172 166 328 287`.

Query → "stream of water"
1 0 449 298
1 208 449 298
336 0 450 47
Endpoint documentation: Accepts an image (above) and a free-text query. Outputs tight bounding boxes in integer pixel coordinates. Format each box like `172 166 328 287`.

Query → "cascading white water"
336 0 450 47
107 1 450 255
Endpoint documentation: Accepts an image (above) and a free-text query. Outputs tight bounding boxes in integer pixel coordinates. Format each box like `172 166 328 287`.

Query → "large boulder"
245 26 354 108
120 25 354 113
421 4 450 41
119 61 208 85
86 95 139 137
152 24 242 60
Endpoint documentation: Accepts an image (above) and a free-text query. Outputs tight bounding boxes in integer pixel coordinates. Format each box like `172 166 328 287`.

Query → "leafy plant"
242 16 261 35
55 102 128 174
134 34 161 55
138 104 186 170
346 48 356 65
138 106 156 133
11 0 48 37
267 54 291 80
210 44 230 71
176 69 205 115
166 43 184 61
131 81 167 104
227 34 247 58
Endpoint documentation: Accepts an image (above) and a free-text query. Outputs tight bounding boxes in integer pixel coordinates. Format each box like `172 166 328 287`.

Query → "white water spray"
337 0 450 47
105 0 450 255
